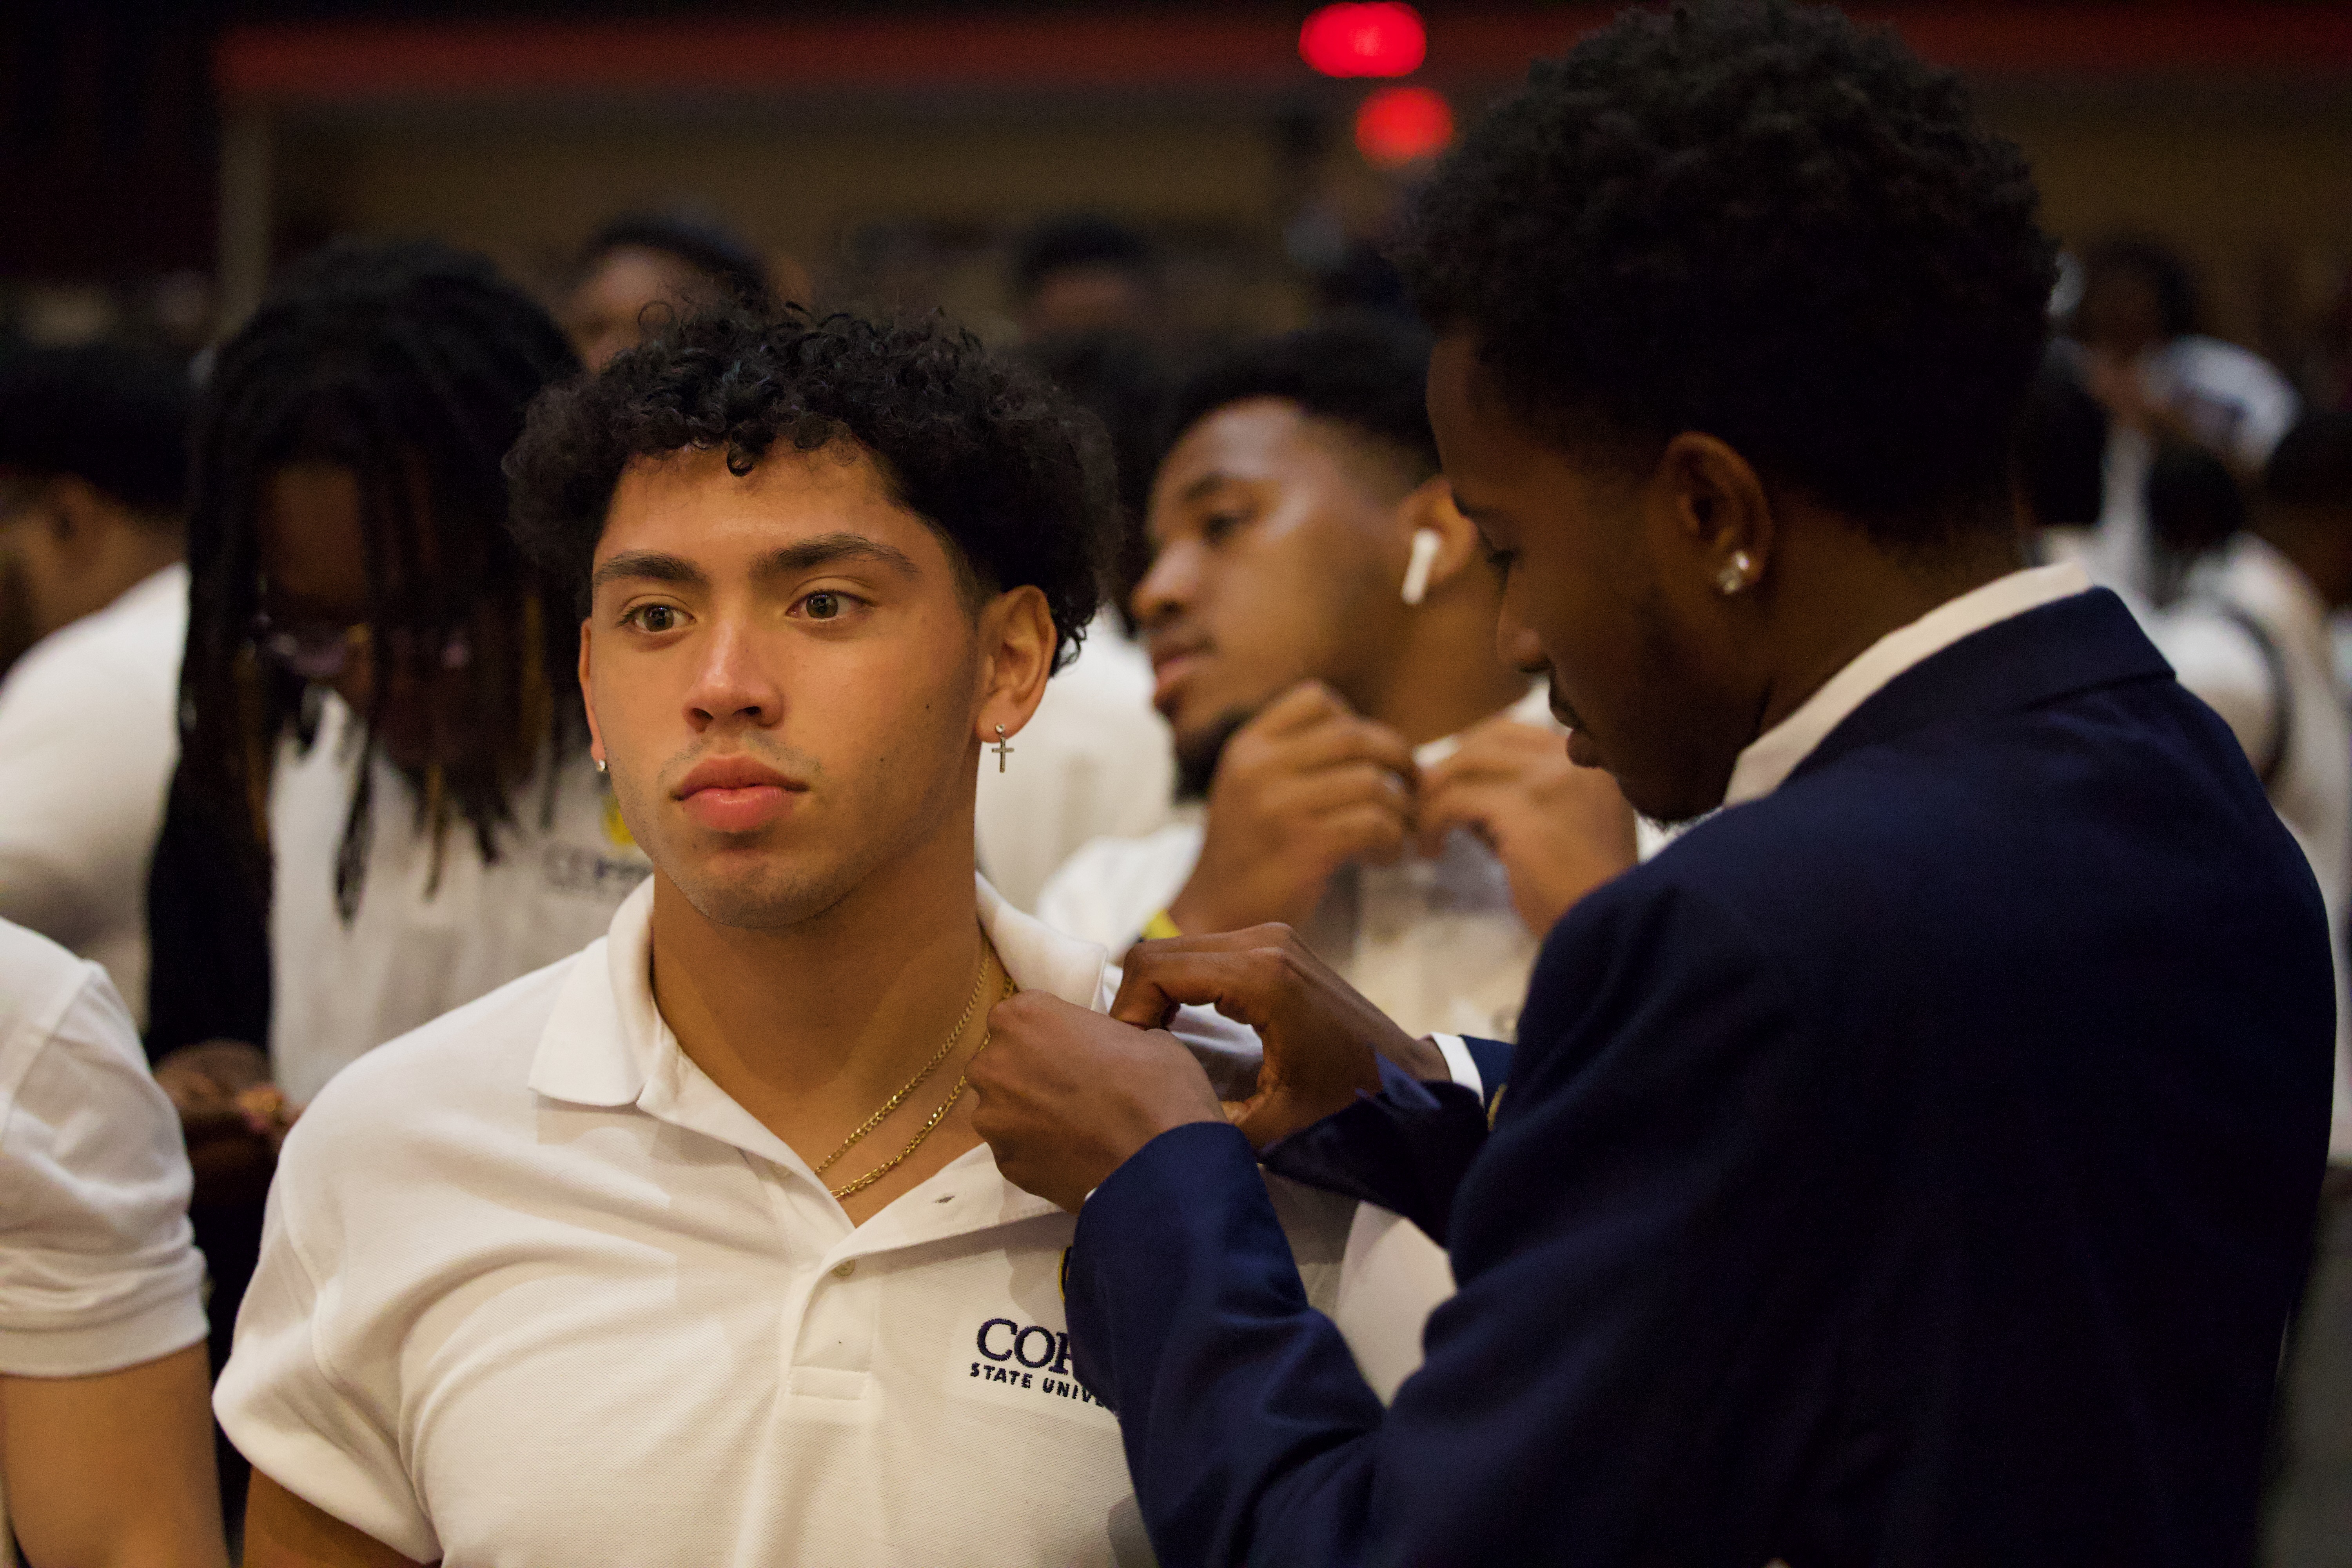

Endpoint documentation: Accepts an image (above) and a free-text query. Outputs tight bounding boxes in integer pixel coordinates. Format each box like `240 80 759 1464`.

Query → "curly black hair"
1162 317 1439 490
505 308 1110 667
1394 0 2056 546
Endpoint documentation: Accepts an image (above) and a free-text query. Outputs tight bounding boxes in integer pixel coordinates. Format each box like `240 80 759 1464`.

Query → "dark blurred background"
6 2 2352 396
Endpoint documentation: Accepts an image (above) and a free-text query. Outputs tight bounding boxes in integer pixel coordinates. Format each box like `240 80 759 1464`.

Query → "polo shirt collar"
527 873 1116 1112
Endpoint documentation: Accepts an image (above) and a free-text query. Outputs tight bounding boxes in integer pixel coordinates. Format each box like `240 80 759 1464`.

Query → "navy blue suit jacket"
1065 589 2337 1567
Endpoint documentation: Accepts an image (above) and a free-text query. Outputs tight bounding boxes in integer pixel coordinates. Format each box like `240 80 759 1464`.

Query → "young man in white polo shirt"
219 309 1444 1567
1039 321 1639 1041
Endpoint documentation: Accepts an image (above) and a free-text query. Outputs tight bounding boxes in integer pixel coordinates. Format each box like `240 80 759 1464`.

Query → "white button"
832 1259 856 1279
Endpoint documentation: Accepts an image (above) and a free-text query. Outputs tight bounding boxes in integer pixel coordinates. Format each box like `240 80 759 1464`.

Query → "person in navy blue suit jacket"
969 5 2339 1564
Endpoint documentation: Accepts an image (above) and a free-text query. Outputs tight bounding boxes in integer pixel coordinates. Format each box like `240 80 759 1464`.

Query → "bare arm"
0 1342 227 1568
244 1471 427 1568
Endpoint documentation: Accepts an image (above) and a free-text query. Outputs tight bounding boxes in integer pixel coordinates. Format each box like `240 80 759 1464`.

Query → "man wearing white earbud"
1037 320 1638 1044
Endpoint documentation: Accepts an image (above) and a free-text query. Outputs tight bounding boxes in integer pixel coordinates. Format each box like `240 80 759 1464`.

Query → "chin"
670 855 860 933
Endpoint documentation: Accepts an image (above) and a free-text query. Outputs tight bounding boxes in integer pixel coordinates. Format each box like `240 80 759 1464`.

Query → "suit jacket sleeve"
1064 877 1864 1568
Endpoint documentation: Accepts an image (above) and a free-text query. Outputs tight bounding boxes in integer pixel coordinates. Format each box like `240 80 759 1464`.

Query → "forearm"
1259 1057 1491 1244
0 1342 228 1568
1068 1123 1389 1568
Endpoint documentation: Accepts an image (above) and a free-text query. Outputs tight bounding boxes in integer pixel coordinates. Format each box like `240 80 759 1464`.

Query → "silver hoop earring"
1717 550 1755 597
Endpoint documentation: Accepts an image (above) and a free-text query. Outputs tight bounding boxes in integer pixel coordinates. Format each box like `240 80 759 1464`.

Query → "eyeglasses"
249 613 473 682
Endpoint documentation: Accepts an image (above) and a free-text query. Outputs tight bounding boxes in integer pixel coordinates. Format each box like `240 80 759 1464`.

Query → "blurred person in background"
1010 214 1160 341
2071 237 2299 595
0 916 225 1568
144 242 648 1518
973 327 1178 911
2213 412 2352 1568
1039 320 1638 1041
562 211 775 371
2013 350 2110 551
0 345 191 1023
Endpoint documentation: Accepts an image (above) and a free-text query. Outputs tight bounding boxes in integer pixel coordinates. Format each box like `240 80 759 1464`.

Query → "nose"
1131 540 1198 631
1495 597 1548 677
681 614 784 731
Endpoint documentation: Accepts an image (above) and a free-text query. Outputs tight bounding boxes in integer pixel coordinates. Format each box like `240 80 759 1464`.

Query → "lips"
1147 635 1212 715
673 755 806 834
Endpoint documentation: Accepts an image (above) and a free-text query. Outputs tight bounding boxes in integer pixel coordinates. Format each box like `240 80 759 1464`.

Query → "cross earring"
991 724 1014 773
1717 550 1755 596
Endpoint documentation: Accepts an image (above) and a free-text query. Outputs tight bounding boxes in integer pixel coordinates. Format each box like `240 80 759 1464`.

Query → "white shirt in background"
2092 335 2299 597
0 563 187 1026
975 611 1176 913
2145 537 2352 1161
1039 685 1555 1042
267 691 650 1105
217 875 1453 1567
0 917 207 1555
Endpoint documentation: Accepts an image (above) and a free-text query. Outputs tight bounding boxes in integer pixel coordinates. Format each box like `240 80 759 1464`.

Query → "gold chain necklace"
829 970 1018 1202
815 956 988 1179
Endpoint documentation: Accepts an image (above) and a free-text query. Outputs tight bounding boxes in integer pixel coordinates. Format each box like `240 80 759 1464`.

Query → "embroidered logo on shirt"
944 1314 1116 1427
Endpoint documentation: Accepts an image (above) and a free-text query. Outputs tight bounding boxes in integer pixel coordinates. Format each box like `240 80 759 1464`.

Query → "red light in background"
1354 85 1453 167
1300 3 1426 79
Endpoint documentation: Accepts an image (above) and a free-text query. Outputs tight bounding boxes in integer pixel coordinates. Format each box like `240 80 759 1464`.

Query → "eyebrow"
589 533 922 594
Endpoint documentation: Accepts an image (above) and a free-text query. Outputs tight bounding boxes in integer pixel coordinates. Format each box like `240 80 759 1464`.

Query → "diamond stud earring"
1717 550 1756 596
593 757 608 774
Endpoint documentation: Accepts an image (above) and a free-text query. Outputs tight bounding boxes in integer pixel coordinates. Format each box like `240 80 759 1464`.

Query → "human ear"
974 584 1055 746
1654 433 1775 598
1394 477 1484 604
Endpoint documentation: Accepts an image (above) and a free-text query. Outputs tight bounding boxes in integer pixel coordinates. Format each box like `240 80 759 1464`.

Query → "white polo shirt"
0 562 187 1025
218 876 1446 1566
267 691 652 1105
0 916 207 1554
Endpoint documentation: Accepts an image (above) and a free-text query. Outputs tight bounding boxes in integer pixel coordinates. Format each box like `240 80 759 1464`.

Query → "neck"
1354 593 1532 748
648 804 987 1114
1751 510 2022 737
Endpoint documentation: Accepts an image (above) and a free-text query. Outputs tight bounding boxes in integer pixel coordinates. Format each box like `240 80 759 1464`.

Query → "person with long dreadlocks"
145 243 650 1424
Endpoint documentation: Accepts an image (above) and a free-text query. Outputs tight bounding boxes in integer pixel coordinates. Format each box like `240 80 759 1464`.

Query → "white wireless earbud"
1400 527 1444 606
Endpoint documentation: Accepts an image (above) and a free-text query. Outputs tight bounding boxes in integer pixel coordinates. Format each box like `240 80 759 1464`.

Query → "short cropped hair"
1162 318 1439 490
505 308 1110 666
0 343 191 516
1395 0 2055 546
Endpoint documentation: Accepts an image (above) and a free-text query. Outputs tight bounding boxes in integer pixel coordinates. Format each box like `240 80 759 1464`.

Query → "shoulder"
282 953 580 1174
0 918 97 1045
